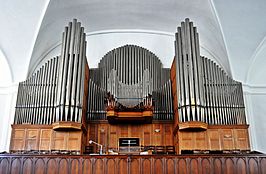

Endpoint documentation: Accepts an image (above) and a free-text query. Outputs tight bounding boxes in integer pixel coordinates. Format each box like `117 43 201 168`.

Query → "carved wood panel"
1 154 265 174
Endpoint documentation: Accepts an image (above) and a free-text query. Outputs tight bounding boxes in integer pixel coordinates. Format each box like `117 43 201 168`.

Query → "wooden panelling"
20 128 39 150
179 131 208 150
178 125 250 153
153 124 162 146
68 132 82 150
222 129 234 150
51 131 83 151
10 123 249 155
10 129 25 150
170 57 179 130
121 125 128 137
53 131 66 150
144 132 151 145
235 129 250 150
1 154 265 174
131 125 140 137
170 57 180 156
208 129 221 150
180 132 194 150
195 131 208 150
10 125 85 153
39 129 52 150
110 132 117 148
88 122 174 151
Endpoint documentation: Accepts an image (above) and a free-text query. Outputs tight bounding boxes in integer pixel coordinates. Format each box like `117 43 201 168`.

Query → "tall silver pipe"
40 63 47 124
75 30 84 122
65 19 77 121
44 61 50 124
56 25 69 121
25 78 30 123
70 22 81 120
50 57 56 123
14 83 21 124
210 61 217 124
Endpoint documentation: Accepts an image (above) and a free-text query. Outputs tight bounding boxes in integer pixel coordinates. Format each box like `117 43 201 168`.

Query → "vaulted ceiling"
1 0 266 86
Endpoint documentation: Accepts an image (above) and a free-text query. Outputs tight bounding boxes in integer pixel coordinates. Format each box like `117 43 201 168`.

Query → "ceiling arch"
29 0 231 77
0 0 50 82
1 0 266 85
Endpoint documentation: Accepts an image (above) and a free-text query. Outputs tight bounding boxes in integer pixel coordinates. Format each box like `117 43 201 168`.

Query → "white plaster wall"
0 51 17 152
244 37 266 153
250 93 266 152
85 31 175 68
0 86 17 152
243 87 266 153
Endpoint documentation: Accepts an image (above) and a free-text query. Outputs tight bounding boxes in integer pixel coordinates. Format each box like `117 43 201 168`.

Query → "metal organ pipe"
23 79 28 124
14 83 21 124
23 79 28 123
174 18 246 125
64 20 76 121
87 79 106 120
58 24 71 121
13 19 88 125
54 19 87 123
96 45 164 92
220 69 226 124
14 56 59 125
87 45 173 121
50 57 58 123
13 18 247 127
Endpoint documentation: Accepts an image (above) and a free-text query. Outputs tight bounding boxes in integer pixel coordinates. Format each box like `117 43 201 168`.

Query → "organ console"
10 18 250 155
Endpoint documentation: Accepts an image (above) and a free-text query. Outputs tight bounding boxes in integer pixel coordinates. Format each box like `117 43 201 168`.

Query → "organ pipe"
13 18 247 126
55 19 87 123
174 18 246 125
14 19 88 125
14 56 59 124
87 79 106 120
88 45 173 121
92 45 165 92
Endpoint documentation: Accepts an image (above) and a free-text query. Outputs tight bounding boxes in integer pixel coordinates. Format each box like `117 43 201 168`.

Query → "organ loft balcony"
105 92 153 123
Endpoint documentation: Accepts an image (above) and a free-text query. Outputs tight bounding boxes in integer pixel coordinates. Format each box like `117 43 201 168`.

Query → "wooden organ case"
171 19 249 153
10 18 250 155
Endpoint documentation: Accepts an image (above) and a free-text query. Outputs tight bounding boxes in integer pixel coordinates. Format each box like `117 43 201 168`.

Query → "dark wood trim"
11 124 53 129
87 120 174 124
208 124 249 129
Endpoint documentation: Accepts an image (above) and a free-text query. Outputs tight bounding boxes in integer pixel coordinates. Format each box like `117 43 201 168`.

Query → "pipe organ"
87 45 172 123
153 79 173 120
55 19 88 124
172 19 249 152
10 18 250 155
14 57 59 125
87 79 106 120
11 19 89 154
173 18 246 126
